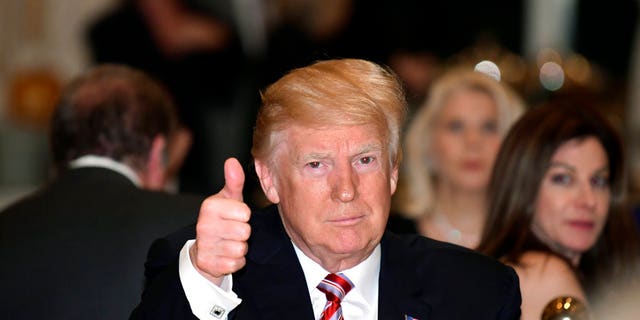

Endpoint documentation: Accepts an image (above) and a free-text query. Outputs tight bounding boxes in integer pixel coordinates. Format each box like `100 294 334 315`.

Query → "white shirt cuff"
179 240 242 319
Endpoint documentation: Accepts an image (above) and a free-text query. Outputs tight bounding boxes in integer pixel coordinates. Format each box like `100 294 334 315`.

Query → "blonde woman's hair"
394 68 525 217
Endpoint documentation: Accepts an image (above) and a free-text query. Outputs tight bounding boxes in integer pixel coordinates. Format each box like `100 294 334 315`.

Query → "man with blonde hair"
132 59 521 319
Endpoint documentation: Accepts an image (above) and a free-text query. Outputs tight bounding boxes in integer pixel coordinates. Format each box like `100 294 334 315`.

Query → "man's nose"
331 164 358 202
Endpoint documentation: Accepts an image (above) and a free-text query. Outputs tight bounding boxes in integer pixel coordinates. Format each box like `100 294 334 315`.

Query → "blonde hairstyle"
394 68 525 217
252 58 407 167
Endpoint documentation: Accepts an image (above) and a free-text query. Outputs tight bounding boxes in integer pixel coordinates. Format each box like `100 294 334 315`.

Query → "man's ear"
390 164 399 195
254 159 280 204
143 135 167 190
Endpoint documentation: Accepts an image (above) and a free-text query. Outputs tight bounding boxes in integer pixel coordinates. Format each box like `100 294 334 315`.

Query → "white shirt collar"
68 155 142 188
292 241 380 319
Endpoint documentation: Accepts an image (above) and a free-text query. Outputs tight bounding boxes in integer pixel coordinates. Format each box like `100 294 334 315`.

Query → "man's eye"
359 156 375 165
307 161 321 169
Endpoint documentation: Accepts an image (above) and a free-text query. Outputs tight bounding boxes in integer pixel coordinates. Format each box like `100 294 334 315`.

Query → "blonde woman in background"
389 67 524 249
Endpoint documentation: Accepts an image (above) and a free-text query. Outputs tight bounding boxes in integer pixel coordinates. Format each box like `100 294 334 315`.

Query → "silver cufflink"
210 305 225 318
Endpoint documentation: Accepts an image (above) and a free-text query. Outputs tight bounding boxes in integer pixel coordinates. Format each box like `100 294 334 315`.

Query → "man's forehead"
277 124 386 155
284 122 384 135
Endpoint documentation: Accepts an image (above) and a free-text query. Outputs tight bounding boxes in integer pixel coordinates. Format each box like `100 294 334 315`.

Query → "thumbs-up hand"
189 158 251 286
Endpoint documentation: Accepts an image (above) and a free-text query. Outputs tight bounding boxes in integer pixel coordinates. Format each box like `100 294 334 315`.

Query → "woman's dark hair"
477 94 640 295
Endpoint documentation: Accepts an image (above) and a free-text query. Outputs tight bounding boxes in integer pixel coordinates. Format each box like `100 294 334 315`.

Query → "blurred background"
1 0 639 208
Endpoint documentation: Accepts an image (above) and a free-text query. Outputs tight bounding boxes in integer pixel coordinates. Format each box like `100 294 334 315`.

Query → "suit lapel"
378 232 432 319
234 210 436 319
234 206 315 319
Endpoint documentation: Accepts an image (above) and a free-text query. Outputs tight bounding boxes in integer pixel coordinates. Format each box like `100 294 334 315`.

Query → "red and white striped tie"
317 273 354 320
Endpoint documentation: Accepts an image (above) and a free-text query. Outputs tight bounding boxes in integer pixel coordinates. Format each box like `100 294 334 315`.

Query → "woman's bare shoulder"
518 251 574 273
509 251 587 320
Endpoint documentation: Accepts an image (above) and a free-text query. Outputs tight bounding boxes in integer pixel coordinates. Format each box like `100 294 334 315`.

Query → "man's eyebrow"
297 143 383 162
299 152 330 163
356 143 383 154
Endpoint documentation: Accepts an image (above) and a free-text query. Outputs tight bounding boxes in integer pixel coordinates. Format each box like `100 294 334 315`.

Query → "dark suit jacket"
131 205 521 319
0 167 204 320
386 212 420 234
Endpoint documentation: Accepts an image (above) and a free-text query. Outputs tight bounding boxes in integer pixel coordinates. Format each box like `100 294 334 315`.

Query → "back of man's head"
50 64 178 174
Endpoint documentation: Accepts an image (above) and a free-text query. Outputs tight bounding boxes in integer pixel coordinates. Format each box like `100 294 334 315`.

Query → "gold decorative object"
541 296 590 320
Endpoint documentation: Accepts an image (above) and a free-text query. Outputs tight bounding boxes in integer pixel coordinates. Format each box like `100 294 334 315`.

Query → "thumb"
219 157 245 201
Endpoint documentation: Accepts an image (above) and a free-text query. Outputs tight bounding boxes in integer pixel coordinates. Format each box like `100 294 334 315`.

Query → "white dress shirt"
69 155 141 187
178 240 380 319
296 243 380 320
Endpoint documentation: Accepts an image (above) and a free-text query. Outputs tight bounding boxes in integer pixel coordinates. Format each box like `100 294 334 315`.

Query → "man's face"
256 124 398 271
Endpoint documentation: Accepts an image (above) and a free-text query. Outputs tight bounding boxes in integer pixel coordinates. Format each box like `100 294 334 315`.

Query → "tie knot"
317 273 354 302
